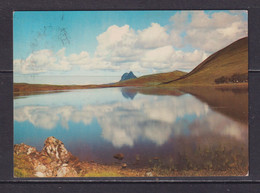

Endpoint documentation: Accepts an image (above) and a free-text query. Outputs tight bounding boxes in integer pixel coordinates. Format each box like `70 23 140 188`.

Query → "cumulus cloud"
169 11 248 52
14 11 247 76
14 48 89 74
136 23 170 49
93 23 209 73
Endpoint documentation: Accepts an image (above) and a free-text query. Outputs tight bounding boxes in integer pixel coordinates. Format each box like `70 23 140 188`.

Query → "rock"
14 136 81 178
153 157 159 160
145 171 153 177
35 164 47 173
35 172 46 177
57 166 78 177
113 153 124 161
41 136 72 163
121 163 127 169
14 143 37 156
120 71 137 81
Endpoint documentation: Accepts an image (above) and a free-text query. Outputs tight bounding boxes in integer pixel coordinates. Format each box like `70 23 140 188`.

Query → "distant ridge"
116 70 187 86
120 71 137 81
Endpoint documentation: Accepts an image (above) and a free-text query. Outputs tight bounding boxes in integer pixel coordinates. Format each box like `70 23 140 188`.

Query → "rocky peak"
120 71 137 81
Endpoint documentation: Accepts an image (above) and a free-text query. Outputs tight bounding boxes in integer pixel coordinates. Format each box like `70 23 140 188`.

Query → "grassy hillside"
114 70 187 86
162 37 248 86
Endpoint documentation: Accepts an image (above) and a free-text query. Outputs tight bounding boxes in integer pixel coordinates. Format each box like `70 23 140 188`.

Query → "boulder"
41 136 72 163
113 153 124 161
145 171 153 177
121 163 127 169
14 143 38 156
57 165 78 177
14 136 81 177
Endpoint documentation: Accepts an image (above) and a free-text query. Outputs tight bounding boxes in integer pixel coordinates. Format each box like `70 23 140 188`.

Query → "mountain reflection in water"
14 87 248 174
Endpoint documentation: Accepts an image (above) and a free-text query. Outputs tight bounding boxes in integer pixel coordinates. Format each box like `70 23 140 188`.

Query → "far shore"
13 82 248 96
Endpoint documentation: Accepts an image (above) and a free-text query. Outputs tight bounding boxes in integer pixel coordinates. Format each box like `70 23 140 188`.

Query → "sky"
13 10 248 85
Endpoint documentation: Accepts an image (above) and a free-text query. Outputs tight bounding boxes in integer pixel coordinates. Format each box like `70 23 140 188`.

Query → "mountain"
162 37 248 86
116 70 187 86
120 71 137 81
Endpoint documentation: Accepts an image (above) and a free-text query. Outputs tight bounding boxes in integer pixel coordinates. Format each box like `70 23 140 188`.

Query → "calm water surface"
14 87 248 172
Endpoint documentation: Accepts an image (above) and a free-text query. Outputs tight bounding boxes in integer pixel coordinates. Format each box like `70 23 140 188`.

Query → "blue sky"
14 11 176 58
13 10 248 85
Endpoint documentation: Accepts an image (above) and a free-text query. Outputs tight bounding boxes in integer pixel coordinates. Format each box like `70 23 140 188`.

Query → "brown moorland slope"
162 37 248 86
114 70 187 86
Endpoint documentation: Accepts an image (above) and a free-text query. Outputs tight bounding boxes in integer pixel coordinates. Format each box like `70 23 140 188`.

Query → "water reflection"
14 88 247 146
14 87 248 174
121 87 137 100
179 87 248 124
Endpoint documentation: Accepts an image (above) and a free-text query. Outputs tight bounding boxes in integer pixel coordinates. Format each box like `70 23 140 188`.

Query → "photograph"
13 10 248 178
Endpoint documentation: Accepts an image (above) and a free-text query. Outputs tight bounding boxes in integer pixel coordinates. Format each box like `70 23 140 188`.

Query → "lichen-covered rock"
14 143 38 156
14 136 81 177
41 136 72 163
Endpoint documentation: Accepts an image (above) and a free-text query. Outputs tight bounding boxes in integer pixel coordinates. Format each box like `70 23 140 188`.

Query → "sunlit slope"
115 70 187 86
162 37 248 86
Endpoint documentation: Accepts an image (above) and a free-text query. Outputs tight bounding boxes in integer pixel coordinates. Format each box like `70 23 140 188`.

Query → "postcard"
13 10 248 177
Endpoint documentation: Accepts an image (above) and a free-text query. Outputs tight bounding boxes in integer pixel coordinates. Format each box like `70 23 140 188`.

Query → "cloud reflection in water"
14 93 246 148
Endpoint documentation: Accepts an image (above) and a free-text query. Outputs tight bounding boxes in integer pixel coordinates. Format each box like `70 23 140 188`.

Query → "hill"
120 71 137 81
162 37 248 86
115 70 187 87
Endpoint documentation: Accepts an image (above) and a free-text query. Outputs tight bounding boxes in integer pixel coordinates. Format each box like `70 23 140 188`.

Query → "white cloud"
141 46 174 69
14 11 248 77
136 23 170 49
170 11 248 53
14 48 72 74
68 51 90 65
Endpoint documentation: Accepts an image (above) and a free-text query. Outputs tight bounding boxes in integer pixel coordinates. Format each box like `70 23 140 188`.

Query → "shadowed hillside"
162 37 248 86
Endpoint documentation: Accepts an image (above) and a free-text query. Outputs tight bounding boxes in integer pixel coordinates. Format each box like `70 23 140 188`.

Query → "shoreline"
13 82 248 96
14 136 248 178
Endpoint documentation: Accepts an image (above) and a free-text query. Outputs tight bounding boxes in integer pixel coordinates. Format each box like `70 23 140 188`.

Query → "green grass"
14 167 34 178
14 153 35 178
